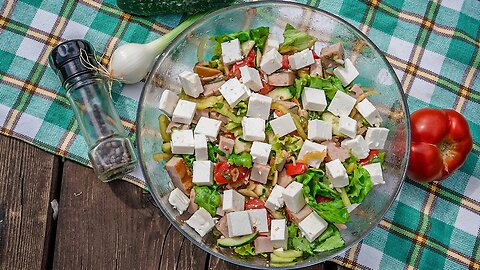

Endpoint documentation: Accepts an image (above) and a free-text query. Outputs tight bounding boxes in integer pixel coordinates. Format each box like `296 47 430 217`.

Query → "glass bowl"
136 1 411 268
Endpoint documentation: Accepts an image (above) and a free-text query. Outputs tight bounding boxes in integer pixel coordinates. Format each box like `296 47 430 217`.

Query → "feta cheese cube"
363 163 384 185
365 127 389 149
194 117 221 141
247 93 272 120
327 90 357 116
227 211 253 237
179 71 203 98
171 129 195 154
221 39 243 65
251 164 270 184
288 49 315 70
242 117 265 141
250 141 272 165
302 87 327 112
219 78 250 108
264 34 280 53
186 208 215 237
194 134 208 161
269 113 297 138
265 185 285 211
308 120 332 141
298 140 327 169
347 203 359 213
240 66 263 92
270 219 288 249
172 99 197 125
289 205 313 224
260 49 282 75
338 115 357 138
298 212 328 242
192 161 214 186
341 135 370 159
333 58 359 86
223 189 245 212
325 159 349 187
158 89 179 116
282 182 306 213
247 209 269 232
356 98 382 126
168 188 190 214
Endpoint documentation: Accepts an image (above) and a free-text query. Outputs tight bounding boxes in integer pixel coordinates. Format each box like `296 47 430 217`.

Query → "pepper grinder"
49 40 137 182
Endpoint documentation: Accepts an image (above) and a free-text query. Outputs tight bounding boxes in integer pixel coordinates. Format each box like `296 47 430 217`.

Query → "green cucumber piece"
217 232 258 247
322 112 341 136
241 40 256 56
270 253 296 263
267 87 293 101
161 142 171 153
273 250 303 258
117 0 234 16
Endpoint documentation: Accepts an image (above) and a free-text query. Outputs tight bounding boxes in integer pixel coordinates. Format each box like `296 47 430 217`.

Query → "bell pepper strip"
315 195 333 203
359 150 380 166
311 49 320 60
281 54 290 69
285 162 308 176
225 49 256 80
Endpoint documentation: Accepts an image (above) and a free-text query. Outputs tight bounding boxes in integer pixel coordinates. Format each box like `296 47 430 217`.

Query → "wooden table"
0 135 347 270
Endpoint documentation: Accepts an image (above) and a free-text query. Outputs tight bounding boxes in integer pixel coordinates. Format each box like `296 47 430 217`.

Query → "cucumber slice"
273 250 303 258
241 40 255 56
267 87 293 101
322 112 342 136
217 232 258 247
270 253 296 263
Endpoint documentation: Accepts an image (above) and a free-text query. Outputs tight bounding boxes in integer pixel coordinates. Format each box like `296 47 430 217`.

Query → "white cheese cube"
270 219 288 249
260 49 282 75
264 35 280 53
168 188 190 214
194 117 221 141
356 98 382 126
179 71 203 98
219 78 250 108
269 113 297 138
227 211 253 237
333 58 359 86
338 115 357 138
192 161 214 186
298 212 328 242
247 209 269 233
247 93 272 120
365 127 389 149
363 163 385 185
308 120 332 141
221 39 243 65
302 87 327 112
347 203 359 213
250 141 272 165
186 208 215 237
341 135 370 159
194 134 208 161
223 189 245 212
171 129 195 154
242 117 265 141
265 185 285 211
327 90 356 117
325 159 349 187
288 49 315 70
172 99 196 125
298 140 327 169
240 66 263 92
282 182 306 213
158 89 179 116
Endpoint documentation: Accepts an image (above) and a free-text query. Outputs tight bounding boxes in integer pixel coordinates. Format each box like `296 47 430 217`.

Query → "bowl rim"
136 1 411 269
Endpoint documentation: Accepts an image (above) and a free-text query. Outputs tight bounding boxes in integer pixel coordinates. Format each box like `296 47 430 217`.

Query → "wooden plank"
52 161 171 270
0 135 59 270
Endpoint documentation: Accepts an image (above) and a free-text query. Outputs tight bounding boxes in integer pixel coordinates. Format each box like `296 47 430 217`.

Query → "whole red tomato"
407 108 473 182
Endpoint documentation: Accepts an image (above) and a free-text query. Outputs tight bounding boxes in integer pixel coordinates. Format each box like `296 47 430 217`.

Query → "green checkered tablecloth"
0 0 479 269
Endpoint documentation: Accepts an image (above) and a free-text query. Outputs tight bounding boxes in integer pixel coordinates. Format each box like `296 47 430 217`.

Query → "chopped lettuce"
235 101 248 116
292 237 314 255
345 166 373 204
278 24 316 54
234 243 256 256
207 142 224 162
272 135 304 155
181 154 195 170
194 186 221 216
211 26 269 60
296 169 338 199
292 75 346 102
308 198 349 224
371 151 386 166
227 152 253 168
312 225 345 252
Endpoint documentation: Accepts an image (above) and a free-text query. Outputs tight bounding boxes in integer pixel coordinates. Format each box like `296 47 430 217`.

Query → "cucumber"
161 142 172 153
266 87 293 100
117 0 234 16
273 250 303 258
241 41 255 56
217 232 258 247
270 253 296 263
322 112 342 136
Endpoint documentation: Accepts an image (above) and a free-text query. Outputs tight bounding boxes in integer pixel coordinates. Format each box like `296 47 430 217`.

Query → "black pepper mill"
49 39 137 182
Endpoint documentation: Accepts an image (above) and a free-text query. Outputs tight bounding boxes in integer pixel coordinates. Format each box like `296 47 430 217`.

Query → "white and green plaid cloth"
0 0 479 269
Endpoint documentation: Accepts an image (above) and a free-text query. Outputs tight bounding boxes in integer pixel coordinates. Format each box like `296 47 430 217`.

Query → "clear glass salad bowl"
137 1 411 268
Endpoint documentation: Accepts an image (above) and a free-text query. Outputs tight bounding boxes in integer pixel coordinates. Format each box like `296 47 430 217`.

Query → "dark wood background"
0 135 347 270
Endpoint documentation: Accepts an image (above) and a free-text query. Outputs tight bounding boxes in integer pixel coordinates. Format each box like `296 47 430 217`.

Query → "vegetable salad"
156 24 390 266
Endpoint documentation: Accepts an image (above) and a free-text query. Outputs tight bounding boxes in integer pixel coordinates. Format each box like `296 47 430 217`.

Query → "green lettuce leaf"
313 225 345 252
296 169 338 200
278 24 316 54
181 154 195 170
272 135 304 155
345 166 373 204
308 198 349 224
194 186 221 216
227 152 253 168
211 26 269 60
234 243 256 256
207 142 224 162
371 151 386 166
291 75 346 102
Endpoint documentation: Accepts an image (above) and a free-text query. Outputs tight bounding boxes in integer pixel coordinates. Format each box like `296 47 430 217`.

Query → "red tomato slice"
285 162 308 176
